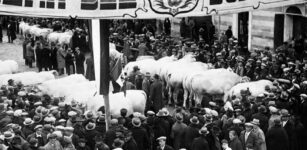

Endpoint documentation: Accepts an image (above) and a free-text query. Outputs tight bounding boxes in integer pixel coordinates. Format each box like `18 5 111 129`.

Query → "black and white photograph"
0 0 307 150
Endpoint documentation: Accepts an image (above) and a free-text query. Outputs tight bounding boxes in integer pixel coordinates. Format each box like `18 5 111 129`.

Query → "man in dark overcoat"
150 74 163 112
266 119 289 150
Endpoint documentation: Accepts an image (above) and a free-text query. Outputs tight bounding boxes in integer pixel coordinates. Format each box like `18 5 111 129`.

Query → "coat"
156 145 174 150
170 121 187 150
131 126 150 150
181 124 200 150
85 129 100 150
75 52 85 74
26 44 34 59
239 130 258 150
21 126 34 139
123 138 138 150
150 80 163 112
27 133 47 147
229 136 243 150
251 113 269 133
191 136 210 150
283 120 297 150
253 127 266 150
57 48 66 69
44 140 63 150
266 125 289 150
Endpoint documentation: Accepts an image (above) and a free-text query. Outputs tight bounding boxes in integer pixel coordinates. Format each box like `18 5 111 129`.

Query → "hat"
64 127 74 132
133 66 140 71
21 112 29 116
41 108 50 116
17 91 26 96
283 68 291 72
162 108 170 116
269 106 278 113
112 138 124 148
233 118 242 124
250 119 260 126
0 135 4 141
68 111 77 117
85 122 96 130
23 118 34 126
55 125 65 131
110 119 118 126
156 110 166 117
34 125 43 130
47 133 57 139
33 115 42 123
3 131 15 139
34 101 42 106
280 109 290 117
29 138 38 146
132 117 141 127
156 136 167 141
210 110 218 117
84 111 94 120
197 126 209 135
300 94 307 99
14 109 23 117
244 123 254 127
190 116 199 124
97 116 105 123
146 110 155 116
6 110 14 115
209 101 217 107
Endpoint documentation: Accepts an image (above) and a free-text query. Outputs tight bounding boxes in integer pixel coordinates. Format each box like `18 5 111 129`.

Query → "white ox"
86 90 147 117
165 61 211 106
0 70 57 86
47 30 73 45
0 60 18 75
187 69 244 105
38 75 147 117
226 80 274 101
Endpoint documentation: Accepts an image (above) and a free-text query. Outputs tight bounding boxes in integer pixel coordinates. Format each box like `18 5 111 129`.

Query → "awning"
0 0 305 19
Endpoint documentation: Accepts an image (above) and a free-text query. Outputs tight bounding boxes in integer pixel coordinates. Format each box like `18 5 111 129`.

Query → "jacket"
239 130 258 150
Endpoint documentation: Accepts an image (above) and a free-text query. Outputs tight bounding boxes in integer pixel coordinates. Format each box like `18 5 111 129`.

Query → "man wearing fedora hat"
21 118 34 138
191 126 210 150
84 122 99 150
181 116 200 150
130 117 150 150
250 119 266 150
171 113 187 150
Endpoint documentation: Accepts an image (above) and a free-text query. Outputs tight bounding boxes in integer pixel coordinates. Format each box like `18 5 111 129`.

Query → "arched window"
286 6 302 15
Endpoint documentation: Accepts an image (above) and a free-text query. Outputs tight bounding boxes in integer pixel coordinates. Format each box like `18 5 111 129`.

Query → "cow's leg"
173 87 180 106
183 88 189 108
168 86 173 105
195 94 203 107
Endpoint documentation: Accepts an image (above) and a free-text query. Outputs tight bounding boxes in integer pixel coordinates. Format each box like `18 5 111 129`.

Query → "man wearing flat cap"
240 123 258 150
156 136 173 150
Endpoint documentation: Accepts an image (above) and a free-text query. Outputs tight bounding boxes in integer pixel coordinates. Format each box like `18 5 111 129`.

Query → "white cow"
86 90 147 118
0 70 57 86
0 60 18 75
226 80 274 101
189 69 244 105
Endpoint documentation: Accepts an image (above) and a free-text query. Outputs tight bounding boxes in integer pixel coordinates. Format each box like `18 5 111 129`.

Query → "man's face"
36 128 42 135
159 140 166 147
78 142 86 147
245 126 253 132
229 133 235 140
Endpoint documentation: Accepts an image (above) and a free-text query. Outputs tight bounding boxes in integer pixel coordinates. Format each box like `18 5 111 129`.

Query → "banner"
0 0 305 19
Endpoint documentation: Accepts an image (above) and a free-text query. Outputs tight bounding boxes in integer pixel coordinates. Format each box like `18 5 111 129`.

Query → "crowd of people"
0 16 307 150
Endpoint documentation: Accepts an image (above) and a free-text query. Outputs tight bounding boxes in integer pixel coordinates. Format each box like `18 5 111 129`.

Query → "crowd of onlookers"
1 16 307 150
